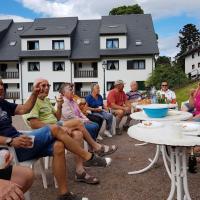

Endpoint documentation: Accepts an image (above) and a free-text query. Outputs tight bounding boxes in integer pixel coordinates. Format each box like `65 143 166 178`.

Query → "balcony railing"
76 91 91 98
5 91 20 99
74 70 98 78
0 72 19 79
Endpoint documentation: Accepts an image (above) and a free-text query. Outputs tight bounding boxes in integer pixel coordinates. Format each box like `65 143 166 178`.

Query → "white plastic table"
130 110 192 123
128 111 193 175
128 124 200 200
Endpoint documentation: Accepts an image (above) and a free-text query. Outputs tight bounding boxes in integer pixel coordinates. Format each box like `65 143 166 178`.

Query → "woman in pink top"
189 83 200 121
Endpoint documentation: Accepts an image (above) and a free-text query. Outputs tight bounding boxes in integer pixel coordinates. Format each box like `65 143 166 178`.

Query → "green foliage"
177 24 200 55
175 81 198 107
146 64 189 90
155 56 171 67
109 4 144 15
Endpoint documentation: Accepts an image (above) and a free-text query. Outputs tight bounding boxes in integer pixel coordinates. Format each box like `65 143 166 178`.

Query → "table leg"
128 145 160 175
167 147 192 200
161 145 171 179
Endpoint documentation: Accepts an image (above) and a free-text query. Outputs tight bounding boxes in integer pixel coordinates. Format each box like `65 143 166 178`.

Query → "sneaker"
97 134 103 141
57 192 88 200
104 130 112 138
84 154 112 167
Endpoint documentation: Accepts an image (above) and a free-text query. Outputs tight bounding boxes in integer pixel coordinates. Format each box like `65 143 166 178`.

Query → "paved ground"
13 116 200 200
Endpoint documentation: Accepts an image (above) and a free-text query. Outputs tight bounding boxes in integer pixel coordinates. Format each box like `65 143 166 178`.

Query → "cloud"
158 35 179 59
16 0 200 20
0 14 32 22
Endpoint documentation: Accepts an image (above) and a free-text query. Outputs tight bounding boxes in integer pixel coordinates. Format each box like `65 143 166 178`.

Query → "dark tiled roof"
99 14 159 56
100 24 127 35
20 17 78 37
0 20 13 42
179 45 200 58
71 20 101 60
19 50 70 58
0 22 33 61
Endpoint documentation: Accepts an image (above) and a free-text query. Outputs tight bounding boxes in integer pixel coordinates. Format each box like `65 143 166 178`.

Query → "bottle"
150 86 157 104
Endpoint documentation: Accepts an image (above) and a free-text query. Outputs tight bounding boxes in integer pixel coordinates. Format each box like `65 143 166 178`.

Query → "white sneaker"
104 130 112 138
97 134 103 140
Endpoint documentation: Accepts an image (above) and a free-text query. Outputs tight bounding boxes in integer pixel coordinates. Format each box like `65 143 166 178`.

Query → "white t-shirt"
156 89 176 101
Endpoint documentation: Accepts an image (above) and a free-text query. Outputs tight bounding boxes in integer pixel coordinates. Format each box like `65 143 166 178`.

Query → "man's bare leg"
11 166 34 193
63 120 101 151
51 125 92 161
52 141 68 195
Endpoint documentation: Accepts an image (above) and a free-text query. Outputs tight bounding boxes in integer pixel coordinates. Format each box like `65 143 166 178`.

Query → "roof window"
135 40 142 46
35 27 46 30
9 41 17 46
17 26 24 31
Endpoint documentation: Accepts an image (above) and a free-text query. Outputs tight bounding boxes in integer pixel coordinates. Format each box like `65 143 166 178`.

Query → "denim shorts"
15 126 55 162
0 165 13 180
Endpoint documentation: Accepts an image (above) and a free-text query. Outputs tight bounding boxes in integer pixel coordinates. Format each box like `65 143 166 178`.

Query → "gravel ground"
12 116 200 200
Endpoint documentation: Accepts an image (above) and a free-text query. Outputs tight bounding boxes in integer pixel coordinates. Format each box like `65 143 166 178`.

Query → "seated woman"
85 83 113 138
188 84 200 121
60 83 100 141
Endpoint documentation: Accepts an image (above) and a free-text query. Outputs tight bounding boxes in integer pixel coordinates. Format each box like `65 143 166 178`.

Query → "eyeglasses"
41 84 51 88
161 85 168 87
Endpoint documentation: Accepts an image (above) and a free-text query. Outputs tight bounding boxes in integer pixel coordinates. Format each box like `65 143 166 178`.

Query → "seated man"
0 150 34 200
23 79 116 185
156 81 176 103
126 81 142 103
107 80 131 135
0 79 111 200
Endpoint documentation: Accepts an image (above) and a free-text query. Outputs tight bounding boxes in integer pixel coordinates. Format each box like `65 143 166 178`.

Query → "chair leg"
38 159 48 189
44 157 49 170
54 177 58 188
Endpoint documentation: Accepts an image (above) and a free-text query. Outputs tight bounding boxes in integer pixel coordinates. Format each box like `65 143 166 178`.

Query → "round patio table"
128 110 193 175
130 110 192 123
128 124 200 200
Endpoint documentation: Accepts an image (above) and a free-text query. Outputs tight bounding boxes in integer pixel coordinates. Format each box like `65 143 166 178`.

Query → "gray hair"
91 83 99 92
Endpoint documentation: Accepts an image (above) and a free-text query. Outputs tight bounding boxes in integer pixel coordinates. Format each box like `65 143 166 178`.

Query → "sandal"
75 171 99 185
95 145 118 157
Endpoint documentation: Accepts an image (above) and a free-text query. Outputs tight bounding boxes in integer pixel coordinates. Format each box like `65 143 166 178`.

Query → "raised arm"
15 82 43 115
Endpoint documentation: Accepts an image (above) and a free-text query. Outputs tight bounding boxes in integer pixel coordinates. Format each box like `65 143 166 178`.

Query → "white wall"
185 52 200 74
21 37 71 51
72 56 154 97
21 59 71 101
100 35 127 49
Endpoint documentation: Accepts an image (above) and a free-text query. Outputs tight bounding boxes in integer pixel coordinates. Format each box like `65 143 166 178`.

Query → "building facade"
0 15 159 103
182 42 200 78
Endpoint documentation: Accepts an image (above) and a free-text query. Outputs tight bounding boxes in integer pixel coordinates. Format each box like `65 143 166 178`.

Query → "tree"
176 24 200 56
109 4 144 15
146 63 189 90
156 56 171 67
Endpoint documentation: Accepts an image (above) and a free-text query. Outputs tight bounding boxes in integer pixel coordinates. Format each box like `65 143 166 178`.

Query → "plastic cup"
27 135 35 148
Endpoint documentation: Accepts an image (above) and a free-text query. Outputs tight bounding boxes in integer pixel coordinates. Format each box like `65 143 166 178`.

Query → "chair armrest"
0 144 19 165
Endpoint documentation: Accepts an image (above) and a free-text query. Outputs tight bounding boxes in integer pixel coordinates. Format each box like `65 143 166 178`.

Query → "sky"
0 0 200 59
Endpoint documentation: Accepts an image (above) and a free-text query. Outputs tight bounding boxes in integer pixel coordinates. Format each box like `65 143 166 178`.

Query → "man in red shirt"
107 80 131 134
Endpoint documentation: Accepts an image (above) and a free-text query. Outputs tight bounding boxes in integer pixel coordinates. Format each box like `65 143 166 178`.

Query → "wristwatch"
5 137 13 146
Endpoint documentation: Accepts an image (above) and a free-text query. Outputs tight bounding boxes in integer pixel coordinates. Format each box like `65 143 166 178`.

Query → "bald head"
34 78 48 86
130 81 138 92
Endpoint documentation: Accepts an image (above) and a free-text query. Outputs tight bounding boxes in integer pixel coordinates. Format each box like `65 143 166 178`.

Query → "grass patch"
175 81 198 107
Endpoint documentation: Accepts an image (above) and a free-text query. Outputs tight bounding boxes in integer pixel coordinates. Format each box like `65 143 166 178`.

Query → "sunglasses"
41 84 51 88
161 85 168 87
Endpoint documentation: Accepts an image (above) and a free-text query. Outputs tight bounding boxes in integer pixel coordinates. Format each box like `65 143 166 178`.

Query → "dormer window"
106 38 119 49
27 41 39 50
52 40 64 50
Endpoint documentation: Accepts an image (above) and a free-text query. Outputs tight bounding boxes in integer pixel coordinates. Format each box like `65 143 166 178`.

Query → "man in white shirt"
156 81 176 103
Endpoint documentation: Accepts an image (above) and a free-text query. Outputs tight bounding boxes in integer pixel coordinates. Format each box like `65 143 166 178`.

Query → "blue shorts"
15 126 55 162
